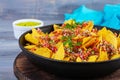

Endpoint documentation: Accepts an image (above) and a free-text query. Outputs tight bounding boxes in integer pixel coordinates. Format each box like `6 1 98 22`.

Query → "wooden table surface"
0 0 120 80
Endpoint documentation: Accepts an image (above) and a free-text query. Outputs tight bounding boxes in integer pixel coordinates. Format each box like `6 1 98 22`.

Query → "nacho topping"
24 19 120 62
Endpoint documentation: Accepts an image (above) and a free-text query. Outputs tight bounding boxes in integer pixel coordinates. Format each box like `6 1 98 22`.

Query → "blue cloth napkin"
65 5 103 25
101 4 120 30
64 4 120 30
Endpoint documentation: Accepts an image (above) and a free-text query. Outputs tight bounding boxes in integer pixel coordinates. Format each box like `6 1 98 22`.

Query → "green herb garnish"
75 42 82 46
62 36 73 48
64 23 77 29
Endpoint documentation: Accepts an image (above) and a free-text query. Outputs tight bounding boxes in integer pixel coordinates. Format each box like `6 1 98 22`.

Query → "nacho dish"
24 20 120 62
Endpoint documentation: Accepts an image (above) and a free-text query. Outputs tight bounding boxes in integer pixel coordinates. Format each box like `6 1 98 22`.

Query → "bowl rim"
13 19 44 28
19 24 120 64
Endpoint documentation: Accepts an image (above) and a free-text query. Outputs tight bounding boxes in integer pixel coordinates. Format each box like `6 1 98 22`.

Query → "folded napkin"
64 4 120 30
65 5 103 25
101 4 120 30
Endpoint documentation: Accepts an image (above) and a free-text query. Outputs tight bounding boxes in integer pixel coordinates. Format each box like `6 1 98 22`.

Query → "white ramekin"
12 19 44 39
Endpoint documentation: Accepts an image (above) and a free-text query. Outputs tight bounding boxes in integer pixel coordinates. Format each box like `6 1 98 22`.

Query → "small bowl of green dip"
13 19 44 39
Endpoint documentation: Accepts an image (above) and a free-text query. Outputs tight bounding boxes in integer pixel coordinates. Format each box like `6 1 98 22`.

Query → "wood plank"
1 0 120 80
14 52 120 80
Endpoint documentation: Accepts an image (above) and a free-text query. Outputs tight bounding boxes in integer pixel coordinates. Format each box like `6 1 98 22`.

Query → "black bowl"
19 24 120 78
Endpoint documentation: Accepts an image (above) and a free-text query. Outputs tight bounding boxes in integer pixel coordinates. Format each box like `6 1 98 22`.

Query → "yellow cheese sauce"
16 21 41 27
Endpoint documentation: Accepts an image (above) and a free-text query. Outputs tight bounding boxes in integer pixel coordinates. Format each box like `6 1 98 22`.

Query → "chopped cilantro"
49 40 54 44
64 23 77 29
62 36 73 48
75 42 82 46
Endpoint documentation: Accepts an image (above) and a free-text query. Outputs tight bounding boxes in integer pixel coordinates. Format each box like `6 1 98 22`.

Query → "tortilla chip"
111 54 120 60
107 30 117 49
73 35 82 40
117 37 120 48
54 42 65 60
49 32 54 37
53 24 60 30
51 53 55 59
24 45 36 49
82 37 97 48
98 27 117 49
32 28 45 37
57 35 62 40
88 55 98 62
118 34 120 37
64 19 75 25
98 27 107 36
90 32 97 36
82 37 91 45
63 57 70 61
84 21 94 31
49 29 62 38
34 47 52 58
94 36 102 48
25 33 39 45
32 28 40 37
97 48 108 62
76 57 82 62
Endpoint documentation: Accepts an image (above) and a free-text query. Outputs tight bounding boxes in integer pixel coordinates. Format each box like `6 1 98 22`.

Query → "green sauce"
16 21 41 27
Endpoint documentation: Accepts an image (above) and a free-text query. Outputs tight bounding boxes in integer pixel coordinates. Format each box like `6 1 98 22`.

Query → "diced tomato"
114 32 118 37
74 27 81 35
80 53 84 60
92 47 97 52
31 48 36 51
55 39 60 43
62 24 66 28
82 22 88 27
43 43 50 48
51 46 57 53
91 28 98 33
73 53 80 57
83 53 89 60
52 31 57 34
